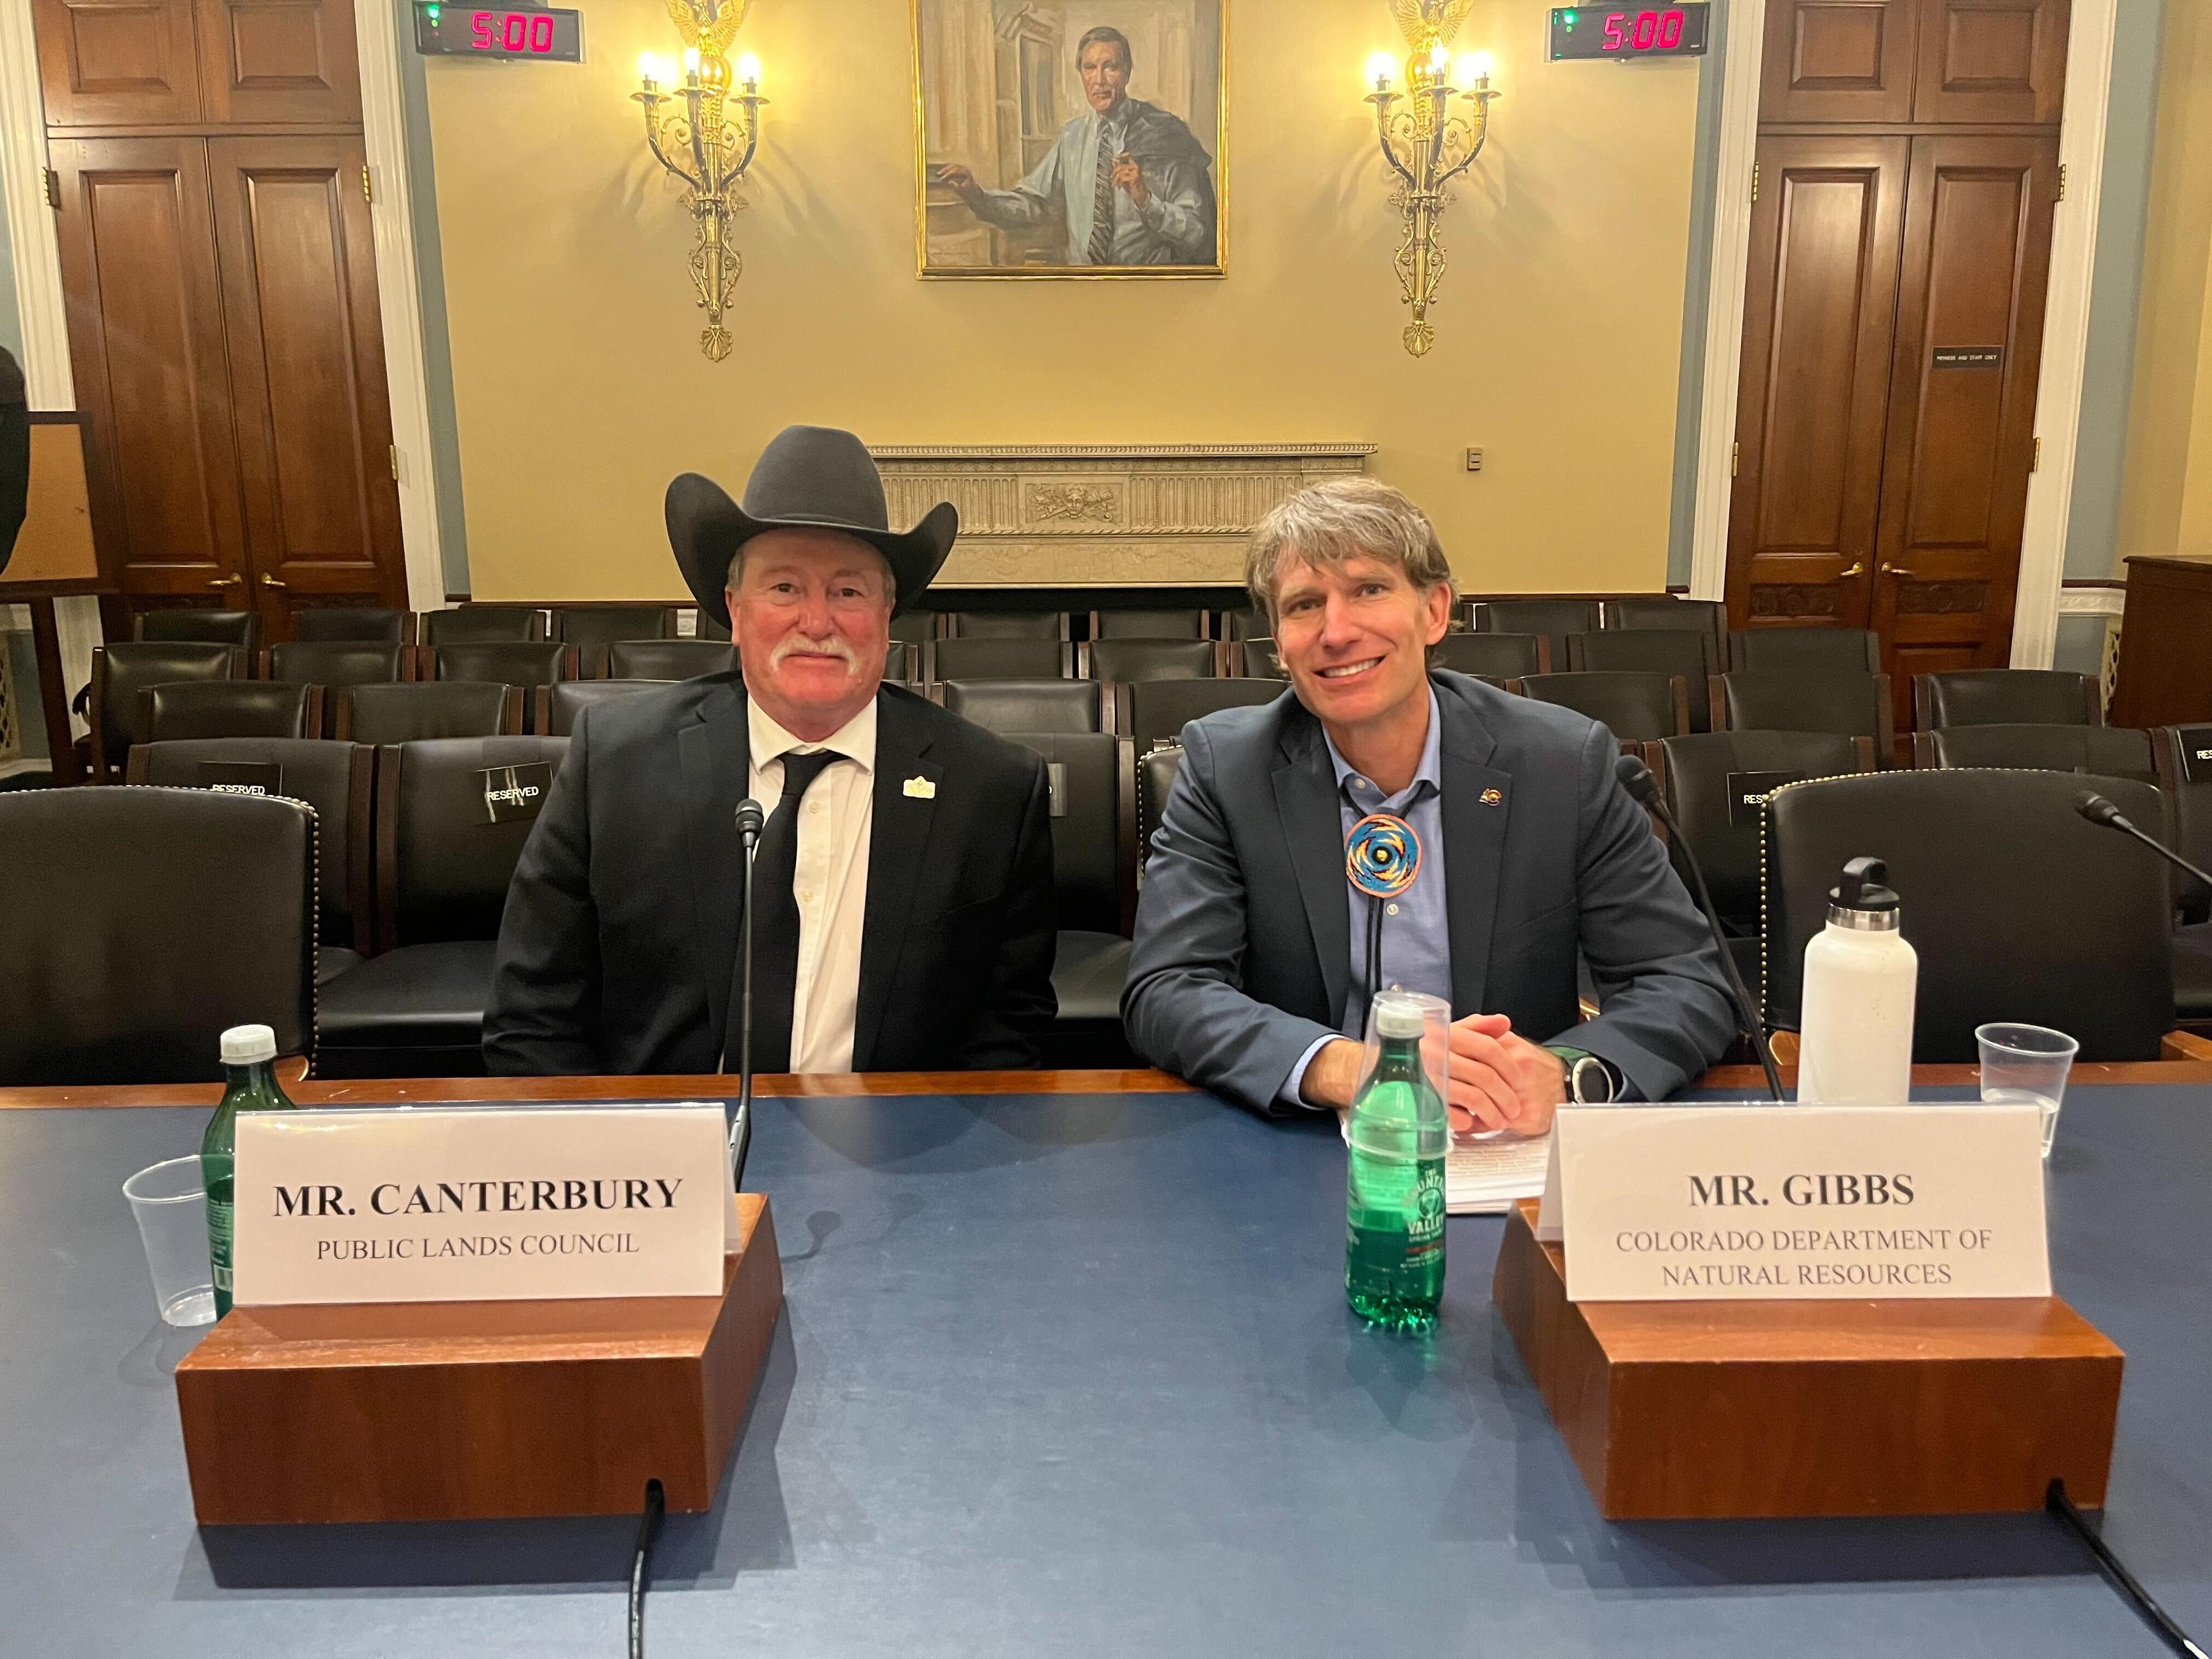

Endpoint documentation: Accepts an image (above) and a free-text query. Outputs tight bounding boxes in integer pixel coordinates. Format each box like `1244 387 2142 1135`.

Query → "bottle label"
209 1197 234 1297
1407 1160 1445 1259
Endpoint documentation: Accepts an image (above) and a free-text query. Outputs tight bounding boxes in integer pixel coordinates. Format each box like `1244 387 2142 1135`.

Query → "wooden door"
1912 0 2068 125
196 0 361 124
1725 136 1909 631
1760 0 1919 122
31 0 202 126
48 137 253 608
208 135 404 633
1869 133 2060 724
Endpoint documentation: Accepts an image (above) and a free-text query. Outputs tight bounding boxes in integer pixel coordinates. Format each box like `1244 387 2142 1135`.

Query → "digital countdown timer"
1549 5 1711 59
413 2 583 61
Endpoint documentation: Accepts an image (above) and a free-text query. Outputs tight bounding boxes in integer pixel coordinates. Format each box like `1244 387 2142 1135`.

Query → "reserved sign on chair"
1536 1104 2050 1302
232 1104 733 1306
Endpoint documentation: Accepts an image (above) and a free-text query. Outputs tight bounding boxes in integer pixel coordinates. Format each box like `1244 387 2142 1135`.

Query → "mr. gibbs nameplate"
1548 1104 2051 1302
231 1105 730 1306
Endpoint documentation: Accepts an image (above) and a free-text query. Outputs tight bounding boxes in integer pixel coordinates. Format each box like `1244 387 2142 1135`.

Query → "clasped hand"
1304 1012 1563 1138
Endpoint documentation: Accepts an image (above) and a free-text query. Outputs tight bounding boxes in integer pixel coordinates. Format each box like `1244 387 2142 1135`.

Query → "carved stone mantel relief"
869 444 1377 586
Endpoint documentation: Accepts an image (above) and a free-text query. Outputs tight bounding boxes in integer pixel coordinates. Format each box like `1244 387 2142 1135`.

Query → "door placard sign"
232 1103 734 1306
480 762 552 824
1932 347 2003 370
2176 727 2212 786
199 762 285 798
1725 770 1803 829
1534 1104 2050 1302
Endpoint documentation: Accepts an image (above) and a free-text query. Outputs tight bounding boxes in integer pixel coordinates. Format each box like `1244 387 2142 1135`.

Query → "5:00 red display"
1601 9 1689 51
468 10 557 51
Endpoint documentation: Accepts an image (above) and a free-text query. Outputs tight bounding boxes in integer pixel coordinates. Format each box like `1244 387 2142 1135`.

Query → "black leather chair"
1092 608 1206 639
1119 677 1282 751
2153 726 2212 1021
264 642 408 725
1084 638 1217 682
1763 770 2174 1061
1914 723 2152 782
928 637 1073 680
884 640 918 683
1238 637 1287 679
336 681 521 744
1433 631 1548 680
1138 744 1184 867
944 611 1068 639
126 737 372 985
1006 730 1138 1067
420 607 545 645
88 642 239 779
0 788 315 1084
605 639 739 681
293 607 411 643
138 608 262 648
433 642 575 703
888 610 937 646
1729 627 1882 674
1468 599 1600 664
1520 672 1688 742
1914 669 2102 730
1601 596 1727 643
1568 630 1716 732
1719 671 1895 755
1219 607 1263 641
318 736 570 1077
538 680 664 734
139 680 317 745
944 678 1102 735
555 605 677 658
1653 729 1872 988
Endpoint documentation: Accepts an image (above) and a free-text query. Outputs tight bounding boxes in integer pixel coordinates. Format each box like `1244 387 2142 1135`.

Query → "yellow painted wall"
424 0 1702 601
2122 0 2212 563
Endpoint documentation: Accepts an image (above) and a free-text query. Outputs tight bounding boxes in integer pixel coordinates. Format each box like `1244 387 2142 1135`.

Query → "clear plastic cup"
122 1157 217 1327
1976 1022 2079 1161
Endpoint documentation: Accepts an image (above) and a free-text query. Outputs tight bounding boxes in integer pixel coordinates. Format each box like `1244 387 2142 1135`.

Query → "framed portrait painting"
914 1 1227 277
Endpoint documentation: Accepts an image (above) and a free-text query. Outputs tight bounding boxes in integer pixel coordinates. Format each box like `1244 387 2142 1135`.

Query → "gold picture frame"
911 0 1229 279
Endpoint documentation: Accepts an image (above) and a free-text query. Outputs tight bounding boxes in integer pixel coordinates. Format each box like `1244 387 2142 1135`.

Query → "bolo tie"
1345 812 1423 1018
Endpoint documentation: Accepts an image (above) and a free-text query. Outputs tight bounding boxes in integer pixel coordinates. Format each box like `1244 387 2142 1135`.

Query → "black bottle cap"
1830 855 1901 913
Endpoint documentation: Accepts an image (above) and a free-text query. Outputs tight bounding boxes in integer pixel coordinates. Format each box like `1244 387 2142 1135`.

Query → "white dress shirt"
745 697 876 1074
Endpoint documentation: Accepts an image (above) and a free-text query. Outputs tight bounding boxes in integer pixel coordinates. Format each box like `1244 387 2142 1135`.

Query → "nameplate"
479 761 552 824
199 761 284 798
1725 770 1802 828
1537 1105 2050 1302
1932 346 2002 370
232 1104 731 1306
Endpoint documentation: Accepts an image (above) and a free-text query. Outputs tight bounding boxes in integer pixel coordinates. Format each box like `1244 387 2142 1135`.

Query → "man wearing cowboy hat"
483 425 1058 1076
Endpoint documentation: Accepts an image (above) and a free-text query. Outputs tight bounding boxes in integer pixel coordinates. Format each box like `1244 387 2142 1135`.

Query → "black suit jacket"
1122 671 1737 1113
483 676 1058 1075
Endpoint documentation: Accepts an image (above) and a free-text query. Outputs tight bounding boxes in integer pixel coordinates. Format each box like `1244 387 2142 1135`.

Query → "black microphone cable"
628 1478 667 1659
2047 1479 2207 1658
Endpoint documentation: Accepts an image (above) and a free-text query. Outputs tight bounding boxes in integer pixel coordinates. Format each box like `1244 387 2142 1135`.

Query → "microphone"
729 798 766 1188
1615 754 1787 1103
2075 790 2212 892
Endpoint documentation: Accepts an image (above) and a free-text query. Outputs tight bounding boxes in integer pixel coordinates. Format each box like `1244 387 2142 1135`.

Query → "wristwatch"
1543 1045 1620 1105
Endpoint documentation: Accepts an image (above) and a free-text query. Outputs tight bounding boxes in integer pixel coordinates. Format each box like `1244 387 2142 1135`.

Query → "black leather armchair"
1118 677 1282 751
929 637 1073 681
266 642 408 708
336 681 520 743
139 680 317 745
1005 730 1137 1067
1762 770 2173 1062
420 607 545 645
0 788 316 1084
1719 671 1896 754
88 642 239 779
1913 723 2151 781
293 607 412 643
604 639 740 681
433 642 575 698
1082 638 1218 682
1567 630 1717 732
138 609 262 648
945 678 1103 735
1467 599 1600 664
1092 608 1207 639
1729 627 1883 675
1521 671 1689 743
1914 669 2102 730
538 679 662 735
1432 632 1547 680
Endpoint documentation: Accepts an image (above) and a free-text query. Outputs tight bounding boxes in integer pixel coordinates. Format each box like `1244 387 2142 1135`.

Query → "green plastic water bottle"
1345 993 1448 1331
201 1024 298 1319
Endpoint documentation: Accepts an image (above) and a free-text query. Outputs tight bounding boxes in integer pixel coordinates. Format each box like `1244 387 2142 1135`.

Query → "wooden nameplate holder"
174 1195 782 1525
1491 1199 2122 1520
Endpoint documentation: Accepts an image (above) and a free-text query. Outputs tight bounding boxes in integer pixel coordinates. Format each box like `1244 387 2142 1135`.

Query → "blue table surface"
0 1085 2205 1657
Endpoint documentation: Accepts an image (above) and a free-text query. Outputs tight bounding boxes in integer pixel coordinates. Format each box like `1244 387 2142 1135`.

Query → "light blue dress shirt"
1279 689 1452 1107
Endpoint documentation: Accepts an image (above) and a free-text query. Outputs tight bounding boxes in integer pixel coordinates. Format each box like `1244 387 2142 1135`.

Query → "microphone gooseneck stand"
730 798 766 1190
2076 791 2212 892
2047 1479 2207 1658
1613 755 1787 1103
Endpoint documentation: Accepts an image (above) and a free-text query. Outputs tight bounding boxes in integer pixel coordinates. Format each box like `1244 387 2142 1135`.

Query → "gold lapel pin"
1479 787 1503 807
904 776 937 800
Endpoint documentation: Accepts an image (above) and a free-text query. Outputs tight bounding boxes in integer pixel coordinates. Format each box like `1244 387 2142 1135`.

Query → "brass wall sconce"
1365 2 1499 358
634 0 767 362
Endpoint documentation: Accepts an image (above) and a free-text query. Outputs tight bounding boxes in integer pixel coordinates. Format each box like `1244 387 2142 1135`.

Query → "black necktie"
741 749 841 1074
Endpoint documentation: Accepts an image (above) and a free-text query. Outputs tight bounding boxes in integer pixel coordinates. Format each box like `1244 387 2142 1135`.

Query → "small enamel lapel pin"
1479 787 1504 807
904 776 937 800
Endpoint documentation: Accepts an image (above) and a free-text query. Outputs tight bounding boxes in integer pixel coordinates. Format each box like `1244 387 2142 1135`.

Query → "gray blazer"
1122 671 1737 1115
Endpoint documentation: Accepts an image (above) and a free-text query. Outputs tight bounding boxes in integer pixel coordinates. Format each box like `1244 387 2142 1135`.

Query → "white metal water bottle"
1796 857 1917 1105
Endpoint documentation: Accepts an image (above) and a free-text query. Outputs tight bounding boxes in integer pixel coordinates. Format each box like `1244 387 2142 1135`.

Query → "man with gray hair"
939 25 1217 266
1123 477 1736 1124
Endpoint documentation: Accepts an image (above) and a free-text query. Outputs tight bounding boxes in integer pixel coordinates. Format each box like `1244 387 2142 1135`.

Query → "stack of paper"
1446 1131 1552 1215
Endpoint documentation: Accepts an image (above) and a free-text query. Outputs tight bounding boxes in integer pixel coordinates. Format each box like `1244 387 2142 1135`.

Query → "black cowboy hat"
665 425 959 626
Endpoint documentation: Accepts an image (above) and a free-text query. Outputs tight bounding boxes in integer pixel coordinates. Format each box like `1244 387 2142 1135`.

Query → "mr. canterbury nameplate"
230 1105 730 1305
1541 1105 2051 1302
